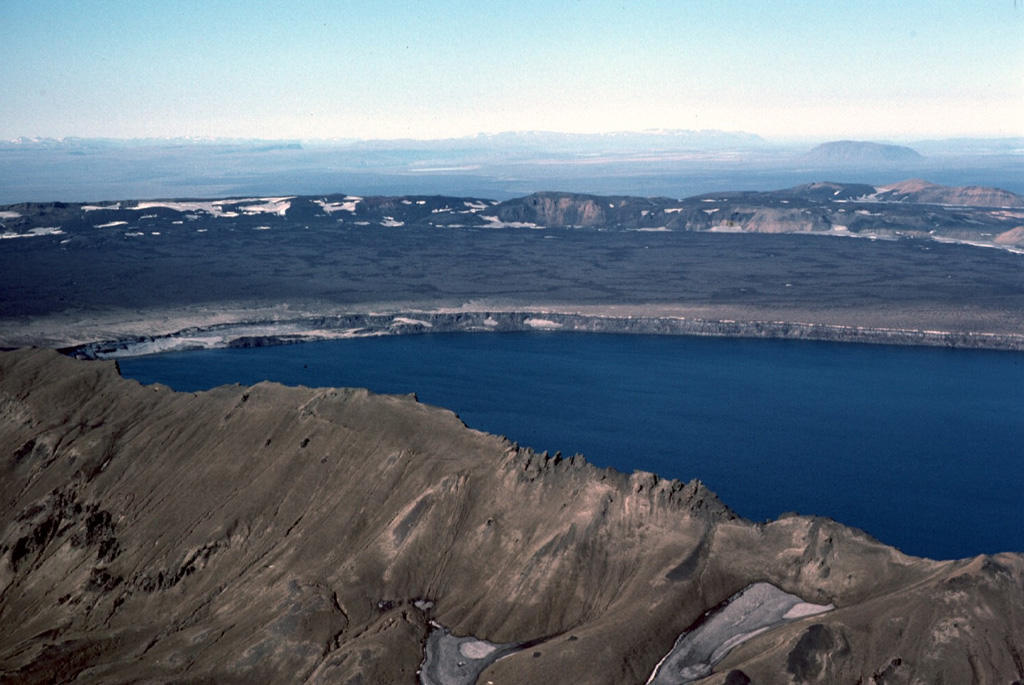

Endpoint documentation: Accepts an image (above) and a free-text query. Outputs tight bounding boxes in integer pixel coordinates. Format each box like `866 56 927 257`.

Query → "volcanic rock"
1 349 1022 683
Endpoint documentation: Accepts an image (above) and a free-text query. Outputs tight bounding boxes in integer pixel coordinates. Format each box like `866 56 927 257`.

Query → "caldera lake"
116 332 1024 560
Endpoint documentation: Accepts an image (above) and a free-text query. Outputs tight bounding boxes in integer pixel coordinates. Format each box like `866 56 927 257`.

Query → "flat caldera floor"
3 227 1024 347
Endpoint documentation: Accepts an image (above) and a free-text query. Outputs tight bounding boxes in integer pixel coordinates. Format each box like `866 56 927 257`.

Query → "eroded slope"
0 349 1022 684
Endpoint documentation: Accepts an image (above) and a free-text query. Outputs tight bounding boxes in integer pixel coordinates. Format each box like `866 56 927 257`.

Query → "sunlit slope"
1 349 1022 683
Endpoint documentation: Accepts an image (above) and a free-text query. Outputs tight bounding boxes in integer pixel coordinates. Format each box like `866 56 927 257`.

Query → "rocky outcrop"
995 226 1024 246
773 181 878 202
493 192 611 227
1 349 1023 684
875 179 1024 207
709 206 831 234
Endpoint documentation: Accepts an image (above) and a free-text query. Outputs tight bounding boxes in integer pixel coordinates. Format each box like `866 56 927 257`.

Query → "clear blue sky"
1 0 1021 141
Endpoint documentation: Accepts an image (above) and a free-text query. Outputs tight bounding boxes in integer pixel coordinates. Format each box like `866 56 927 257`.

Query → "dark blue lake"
117 333 1024 560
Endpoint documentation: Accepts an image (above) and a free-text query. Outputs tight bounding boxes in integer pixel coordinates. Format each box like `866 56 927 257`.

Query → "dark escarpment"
1 349 1023 684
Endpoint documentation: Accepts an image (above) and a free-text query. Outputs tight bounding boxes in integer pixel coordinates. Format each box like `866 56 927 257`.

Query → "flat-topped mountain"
1 348 1022 683
798 140 924 165
799 140 924 165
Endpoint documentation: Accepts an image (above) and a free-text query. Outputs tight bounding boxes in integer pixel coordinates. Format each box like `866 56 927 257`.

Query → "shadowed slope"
1 349 1022 684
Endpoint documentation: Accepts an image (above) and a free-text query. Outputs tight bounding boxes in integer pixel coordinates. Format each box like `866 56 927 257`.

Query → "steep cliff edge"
1 349 1022 684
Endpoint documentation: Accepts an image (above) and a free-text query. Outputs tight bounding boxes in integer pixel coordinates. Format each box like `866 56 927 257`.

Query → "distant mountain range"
2 135 1020 208
5 133 1020 157
338 129 771 152
3 129 770 154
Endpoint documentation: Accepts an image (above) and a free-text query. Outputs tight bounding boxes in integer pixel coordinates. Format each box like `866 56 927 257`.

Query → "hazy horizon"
3 1 1021 142
4 129 1023 147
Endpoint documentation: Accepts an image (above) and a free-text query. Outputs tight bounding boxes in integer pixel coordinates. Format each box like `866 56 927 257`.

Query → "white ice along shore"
78 323 386 359
646 582 834 685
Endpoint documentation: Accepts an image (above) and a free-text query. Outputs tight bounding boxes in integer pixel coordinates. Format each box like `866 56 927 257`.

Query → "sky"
1 0 1022 142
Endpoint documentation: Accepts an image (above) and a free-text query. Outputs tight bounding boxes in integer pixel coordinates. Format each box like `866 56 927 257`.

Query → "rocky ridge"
1 349 1022 683
1 180 1022 245
873 178 1024 208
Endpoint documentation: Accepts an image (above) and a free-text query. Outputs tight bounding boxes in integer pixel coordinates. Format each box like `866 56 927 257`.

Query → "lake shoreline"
113 328 1024 560
48 306 1024 359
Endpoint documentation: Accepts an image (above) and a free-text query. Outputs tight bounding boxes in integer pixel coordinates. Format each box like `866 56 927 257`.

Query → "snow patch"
239 198 291 216
783 602 835 620
0 210 21 219
524 318 561 329
1 226 63 239
134 200 231 216
95 221 128 228
647 583 834 685
479 215 538 228
391 317 432 327
459 641 498 659
132 197 292 218
317 198 360 213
